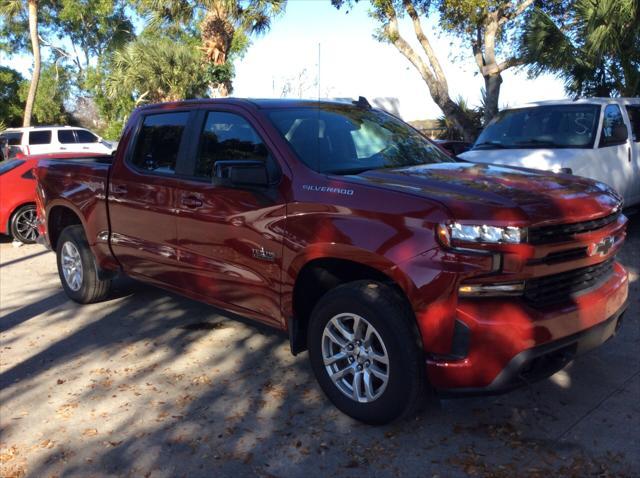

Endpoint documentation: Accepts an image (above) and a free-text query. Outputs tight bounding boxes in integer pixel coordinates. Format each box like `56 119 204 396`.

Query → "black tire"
307 280 428 425
10 204 38 244
56 225 112 303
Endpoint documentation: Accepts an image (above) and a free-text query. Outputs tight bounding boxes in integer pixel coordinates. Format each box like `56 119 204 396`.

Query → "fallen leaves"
56 402 79 419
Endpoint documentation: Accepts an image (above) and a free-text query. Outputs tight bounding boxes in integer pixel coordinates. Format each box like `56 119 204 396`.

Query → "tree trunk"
483 73 502 125
23 0 41 127
441 97 477 143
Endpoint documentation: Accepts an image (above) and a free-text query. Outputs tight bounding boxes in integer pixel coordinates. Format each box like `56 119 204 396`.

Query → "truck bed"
35 156 113 259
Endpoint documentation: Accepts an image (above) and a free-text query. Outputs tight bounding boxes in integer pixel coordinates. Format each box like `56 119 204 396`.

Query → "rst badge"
588 236 615 257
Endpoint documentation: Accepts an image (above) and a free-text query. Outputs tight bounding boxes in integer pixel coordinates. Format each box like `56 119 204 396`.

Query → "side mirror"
600 124 628 147
213 160 269 188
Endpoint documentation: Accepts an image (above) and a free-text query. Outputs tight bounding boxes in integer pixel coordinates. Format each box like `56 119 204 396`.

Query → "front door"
624 104 640 205
594 104 635 204
108 110 191 284
174 109 288 326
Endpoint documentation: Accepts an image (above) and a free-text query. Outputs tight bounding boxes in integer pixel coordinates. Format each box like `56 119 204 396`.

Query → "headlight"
437 223 525 246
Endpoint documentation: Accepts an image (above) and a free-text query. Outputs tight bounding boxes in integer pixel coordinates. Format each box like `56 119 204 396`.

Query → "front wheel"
307 281 428 424
56 225 112 303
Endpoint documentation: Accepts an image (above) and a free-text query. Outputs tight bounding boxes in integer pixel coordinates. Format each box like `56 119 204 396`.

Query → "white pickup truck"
459 98 640 207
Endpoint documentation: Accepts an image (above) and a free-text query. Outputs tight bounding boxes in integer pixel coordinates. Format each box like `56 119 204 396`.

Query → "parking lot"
1 216 638 478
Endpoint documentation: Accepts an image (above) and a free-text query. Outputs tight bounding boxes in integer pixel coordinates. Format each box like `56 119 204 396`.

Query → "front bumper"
428 261 629 393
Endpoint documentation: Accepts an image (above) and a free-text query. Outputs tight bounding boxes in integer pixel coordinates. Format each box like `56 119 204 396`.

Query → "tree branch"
383 6 439 92
497 57 523 72
401 0 448 87
472 25 485 70
499 0 535 25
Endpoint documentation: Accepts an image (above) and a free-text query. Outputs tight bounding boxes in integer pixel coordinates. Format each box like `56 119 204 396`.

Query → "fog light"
458 282 525 297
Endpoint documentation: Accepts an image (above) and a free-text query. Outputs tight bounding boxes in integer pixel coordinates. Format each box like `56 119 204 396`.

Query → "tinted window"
1 132 23 145
58 130 77 144
626 105 640 142
600 105 627 146
474 105 600 149
76 129 99 143
130 112 188 174
267 106 449 174
195 112 269 178
29 130 51 145
0 159 25 174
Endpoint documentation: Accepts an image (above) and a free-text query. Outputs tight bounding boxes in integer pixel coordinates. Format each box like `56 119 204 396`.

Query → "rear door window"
130 112 189 175
29 130 52 145
58 130 77 144
626 105 640 142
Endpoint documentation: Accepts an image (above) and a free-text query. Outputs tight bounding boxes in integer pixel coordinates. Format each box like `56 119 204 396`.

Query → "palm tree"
1 0 41 126
436 96 483 141
143 0 285 96
521 0 640 97
106 37 210 104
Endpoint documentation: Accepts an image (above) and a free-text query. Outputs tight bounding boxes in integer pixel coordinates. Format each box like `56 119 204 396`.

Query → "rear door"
108 110 192 284
57 129 80 153
174 107 288 326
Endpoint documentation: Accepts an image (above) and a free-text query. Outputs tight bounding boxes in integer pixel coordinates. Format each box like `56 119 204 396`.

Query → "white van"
0 126 116 158
459 98 640 207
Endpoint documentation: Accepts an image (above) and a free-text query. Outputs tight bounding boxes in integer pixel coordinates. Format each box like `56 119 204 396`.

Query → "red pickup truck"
35 99 629 424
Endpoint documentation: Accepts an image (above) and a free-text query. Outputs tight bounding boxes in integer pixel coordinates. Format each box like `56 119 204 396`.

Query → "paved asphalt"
0 215 638 478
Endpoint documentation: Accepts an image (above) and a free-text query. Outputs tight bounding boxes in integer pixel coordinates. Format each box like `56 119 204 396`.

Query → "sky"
2 0 568 121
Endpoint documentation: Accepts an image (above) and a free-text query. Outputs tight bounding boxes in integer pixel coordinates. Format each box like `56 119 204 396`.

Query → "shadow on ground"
0 215 638 478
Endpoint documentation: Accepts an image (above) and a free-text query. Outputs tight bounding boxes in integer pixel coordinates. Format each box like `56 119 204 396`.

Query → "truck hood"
350 162 621 226
457 148 582 172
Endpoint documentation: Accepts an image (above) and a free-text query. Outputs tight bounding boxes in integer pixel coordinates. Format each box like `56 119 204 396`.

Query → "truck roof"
136 97 365 111
509 97 639 110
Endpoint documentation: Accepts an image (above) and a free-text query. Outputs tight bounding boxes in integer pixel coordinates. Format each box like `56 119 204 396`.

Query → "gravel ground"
1 215 638 478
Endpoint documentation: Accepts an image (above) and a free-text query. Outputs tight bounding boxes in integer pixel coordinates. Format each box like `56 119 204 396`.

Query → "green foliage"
18 63 71 125
0 66 25 127
436 96 483 140
107 36 210 103
50 0 134 81
521 0 640 97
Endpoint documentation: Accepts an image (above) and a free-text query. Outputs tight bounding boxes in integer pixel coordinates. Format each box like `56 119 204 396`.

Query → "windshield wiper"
323 167 375 175
514 139 564 148
472 141 507 149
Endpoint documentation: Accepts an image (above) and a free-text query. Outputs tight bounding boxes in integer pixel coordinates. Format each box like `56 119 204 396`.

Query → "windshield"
473 104 600 150
266 105 451 174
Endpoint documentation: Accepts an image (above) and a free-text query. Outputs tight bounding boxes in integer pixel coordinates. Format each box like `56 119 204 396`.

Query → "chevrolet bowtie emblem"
588 236 615 257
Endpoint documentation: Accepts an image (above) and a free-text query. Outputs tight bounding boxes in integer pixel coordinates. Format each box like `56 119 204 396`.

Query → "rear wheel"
10 204 38 244
307 281 427 424
56 225 111 303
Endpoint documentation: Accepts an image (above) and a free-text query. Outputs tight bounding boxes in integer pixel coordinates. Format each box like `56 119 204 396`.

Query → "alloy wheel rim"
321 313 390 403
61 241 83 291
14 208 38 243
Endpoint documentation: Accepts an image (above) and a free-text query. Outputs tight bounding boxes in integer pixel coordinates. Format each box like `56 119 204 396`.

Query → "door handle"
60 147 67 150
629 146 632 162
112 185 128 195
181 196 203 208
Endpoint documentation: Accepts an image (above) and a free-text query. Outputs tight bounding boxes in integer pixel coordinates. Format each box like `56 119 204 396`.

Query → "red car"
35 99 628 424
1 152 110 243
